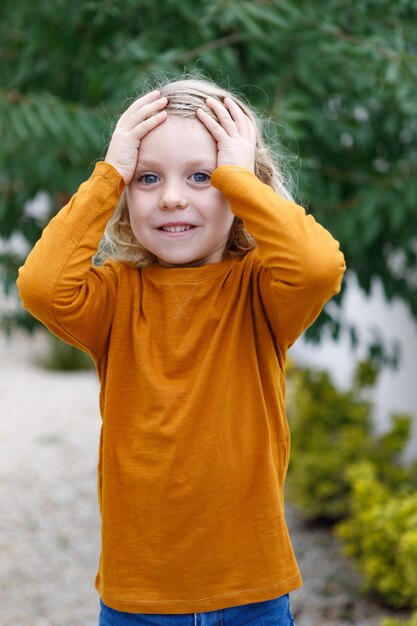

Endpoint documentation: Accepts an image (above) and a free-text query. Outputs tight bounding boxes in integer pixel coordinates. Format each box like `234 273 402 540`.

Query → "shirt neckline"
145 255 240 282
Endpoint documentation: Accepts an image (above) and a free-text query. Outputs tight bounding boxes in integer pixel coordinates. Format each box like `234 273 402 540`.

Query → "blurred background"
1 1 416 625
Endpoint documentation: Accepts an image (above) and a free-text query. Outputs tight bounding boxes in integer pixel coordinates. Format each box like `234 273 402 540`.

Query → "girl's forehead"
139 115 217 160
155 114 211 136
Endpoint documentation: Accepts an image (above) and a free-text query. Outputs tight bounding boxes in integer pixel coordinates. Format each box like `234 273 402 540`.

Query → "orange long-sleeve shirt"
17 162 346 614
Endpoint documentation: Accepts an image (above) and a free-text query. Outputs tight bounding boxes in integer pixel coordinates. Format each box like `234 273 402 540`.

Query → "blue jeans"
99 594 295 625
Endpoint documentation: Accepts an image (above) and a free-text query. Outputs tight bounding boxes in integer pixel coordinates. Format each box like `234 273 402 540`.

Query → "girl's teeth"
162 225 192 232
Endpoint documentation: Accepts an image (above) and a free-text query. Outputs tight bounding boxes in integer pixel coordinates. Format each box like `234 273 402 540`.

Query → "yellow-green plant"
382 611 417 626
337 463 417 609
286 361 414 522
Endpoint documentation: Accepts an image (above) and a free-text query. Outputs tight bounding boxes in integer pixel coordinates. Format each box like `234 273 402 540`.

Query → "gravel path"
0 331 410 626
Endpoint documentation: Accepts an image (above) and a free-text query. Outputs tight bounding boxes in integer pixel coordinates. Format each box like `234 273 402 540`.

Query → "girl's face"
127 116 235 268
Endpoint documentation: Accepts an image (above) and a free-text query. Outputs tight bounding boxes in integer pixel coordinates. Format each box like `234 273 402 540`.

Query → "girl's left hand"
196 97 256 172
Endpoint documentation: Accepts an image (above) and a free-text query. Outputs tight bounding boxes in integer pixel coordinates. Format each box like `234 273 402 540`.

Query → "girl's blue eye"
139 174 159 184
191 172 210 183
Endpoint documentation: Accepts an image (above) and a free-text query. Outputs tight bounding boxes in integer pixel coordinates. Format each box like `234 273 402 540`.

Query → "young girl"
17 77 346 625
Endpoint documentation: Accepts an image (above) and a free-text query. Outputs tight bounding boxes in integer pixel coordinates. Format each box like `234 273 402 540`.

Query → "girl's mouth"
159 225 194 233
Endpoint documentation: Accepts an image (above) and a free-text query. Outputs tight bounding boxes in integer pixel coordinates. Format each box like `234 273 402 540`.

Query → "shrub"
286 360 414 522
382 612 417 626
336 463 417 609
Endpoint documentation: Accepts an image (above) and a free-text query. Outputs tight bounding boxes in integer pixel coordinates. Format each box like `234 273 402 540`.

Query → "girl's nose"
158 184 188 211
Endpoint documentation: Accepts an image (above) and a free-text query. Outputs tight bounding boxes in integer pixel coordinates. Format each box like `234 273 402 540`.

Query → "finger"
117 92 166 128
129 95 167 119
223 97 256 138
133 109 168 139
122 90 162 118
124 97 168 131
205 97 238 136
196 108 229 142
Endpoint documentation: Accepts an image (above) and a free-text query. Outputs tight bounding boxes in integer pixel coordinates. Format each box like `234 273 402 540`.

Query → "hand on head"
197 97 256 173
105 89 257 185
105 91 168 184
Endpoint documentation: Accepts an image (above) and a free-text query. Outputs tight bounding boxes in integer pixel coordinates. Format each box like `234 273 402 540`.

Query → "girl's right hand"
104 91 168 184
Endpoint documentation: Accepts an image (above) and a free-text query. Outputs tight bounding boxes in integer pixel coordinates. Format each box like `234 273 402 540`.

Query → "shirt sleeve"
16 161 126 362
211 166 346 351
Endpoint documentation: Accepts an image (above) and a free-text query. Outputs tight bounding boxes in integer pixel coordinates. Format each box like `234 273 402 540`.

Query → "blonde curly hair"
96 75 293 268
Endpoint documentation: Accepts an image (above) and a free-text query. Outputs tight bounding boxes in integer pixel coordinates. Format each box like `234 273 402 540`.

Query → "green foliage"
383 611 417 626
336 463 417 609
2 0 417 348
287 359 417 609
286 360 415 522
